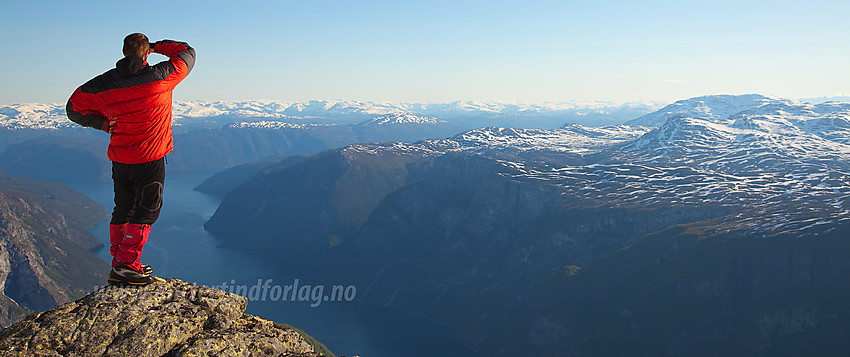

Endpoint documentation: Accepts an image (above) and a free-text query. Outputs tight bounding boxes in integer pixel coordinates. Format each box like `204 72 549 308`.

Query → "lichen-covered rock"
0 278 325 357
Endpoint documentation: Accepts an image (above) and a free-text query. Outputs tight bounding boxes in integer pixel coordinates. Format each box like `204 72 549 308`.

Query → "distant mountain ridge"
175 99 666 122
1 99 663 129
4 96 843 130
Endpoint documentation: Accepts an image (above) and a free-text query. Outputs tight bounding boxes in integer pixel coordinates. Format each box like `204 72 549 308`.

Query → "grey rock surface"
0 278 325 357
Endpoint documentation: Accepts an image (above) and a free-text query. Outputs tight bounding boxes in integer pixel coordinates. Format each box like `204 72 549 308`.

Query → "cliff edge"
0 278 331 357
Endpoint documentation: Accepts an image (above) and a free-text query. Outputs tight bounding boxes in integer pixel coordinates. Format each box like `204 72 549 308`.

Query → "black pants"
110 158 165 225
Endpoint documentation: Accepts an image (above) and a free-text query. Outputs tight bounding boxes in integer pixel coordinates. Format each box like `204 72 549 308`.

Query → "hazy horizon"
4 93 850 109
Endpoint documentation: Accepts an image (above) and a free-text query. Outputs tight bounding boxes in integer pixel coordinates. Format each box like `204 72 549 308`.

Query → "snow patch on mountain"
450 125 652 154
225 121 333 130
730 101 850 144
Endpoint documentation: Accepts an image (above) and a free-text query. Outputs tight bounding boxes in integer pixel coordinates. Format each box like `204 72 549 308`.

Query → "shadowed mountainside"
0 174 108 327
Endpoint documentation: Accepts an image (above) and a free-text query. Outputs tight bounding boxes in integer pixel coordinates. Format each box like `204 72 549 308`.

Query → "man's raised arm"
151 40 196 79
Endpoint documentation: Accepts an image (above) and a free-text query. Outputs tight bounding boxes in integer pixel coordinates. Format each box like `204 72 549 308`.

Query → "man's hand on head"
102 120 116 134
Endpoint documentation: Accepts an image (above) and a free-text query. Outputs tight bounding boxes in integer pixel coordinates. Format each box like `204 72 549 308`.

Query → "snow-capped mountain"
357 113 446 125
626 94 783 127
620 98 850 164
0 103 76 129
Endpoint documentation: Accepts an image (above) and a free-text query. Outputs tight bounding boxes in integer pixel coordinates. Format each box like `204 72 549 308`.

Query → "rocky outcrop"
0 278 329 357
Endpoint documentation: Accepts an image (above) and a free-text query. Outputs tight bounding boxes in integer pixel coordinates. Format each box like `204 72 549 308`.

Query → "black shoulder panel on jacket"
177 47 196 74
80 65 173 95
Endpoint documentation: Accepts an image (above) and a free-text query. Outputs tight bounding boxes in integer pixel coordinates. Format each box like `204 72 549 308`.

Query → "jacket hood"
116 56 148 77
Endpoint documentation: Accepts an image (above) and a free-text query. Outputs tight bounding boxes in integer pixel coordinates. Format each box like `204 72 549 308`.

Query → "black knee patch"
138 181 163 212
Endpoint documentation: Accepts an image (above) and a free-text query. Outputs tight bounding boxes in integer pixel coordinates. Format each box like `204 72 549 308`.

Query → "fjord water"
68 171 477 357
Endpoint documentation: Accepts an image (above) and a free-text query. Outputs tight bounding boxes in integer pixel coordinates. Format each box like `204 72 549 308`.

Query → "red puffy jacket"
67 40 195 164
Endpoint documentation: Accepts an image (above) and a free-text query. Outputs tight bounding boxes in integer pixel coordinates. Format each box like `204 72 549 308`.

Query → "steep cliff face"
0 278 331 357
205 143 438 265
343 152 733 327
0 174 108 327
486 221 850 356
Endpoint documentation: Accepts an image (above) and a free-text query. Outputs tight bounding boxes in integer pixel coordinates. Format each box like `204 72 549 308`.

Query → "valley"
1 94 848 356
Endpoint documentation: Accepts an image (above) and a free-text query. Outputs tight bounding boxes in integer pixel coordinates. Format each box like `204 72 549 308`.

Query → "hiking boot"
110 263 152 274
108 264 154 286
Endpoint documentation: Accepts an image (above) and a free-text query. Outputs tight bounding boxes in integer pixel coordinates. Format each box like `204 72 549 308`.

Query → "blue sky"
1 0 848 105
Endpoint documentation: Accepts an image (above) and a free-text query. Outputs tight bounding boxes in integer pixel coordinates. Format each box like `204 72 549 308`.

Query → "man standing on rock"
66 33 195 286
